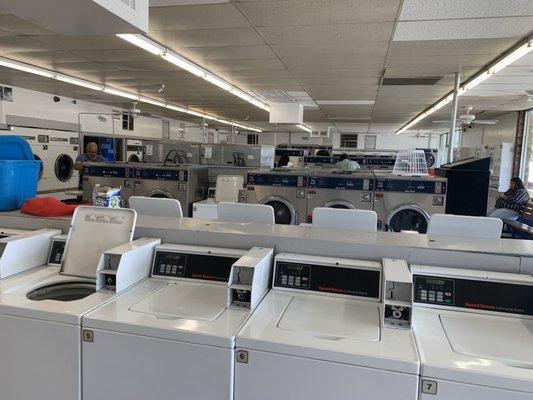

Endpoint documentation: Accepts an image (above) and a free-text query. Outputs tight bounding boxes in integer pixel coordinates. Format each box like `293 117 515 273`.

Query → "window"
340 133 358 148
122 113 134 131
247 134 259 145
520 110 533 191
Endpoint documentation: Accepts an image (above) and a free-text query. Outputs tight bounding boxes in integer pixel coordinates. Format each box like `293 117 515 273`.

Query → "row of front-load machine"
0 211 531 400
245 168 447 232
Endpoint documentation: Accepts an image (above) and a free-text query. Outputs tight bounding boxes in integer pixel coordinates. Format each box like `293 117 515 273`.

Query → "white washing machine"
412 265 533 399
126 139 143 162
0 207 151 400
374 172 447 233
234 253 420 400
81 244 273 400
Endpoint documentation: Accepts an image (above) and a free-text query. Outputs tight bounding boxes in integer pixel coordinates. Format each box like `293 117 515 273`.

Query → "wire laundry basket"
392 150 429 176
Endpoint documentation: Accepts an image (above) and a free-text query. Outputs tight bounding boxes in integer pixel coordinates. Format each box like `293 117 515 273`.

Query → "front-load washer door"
130 282 227 322
128 153 141 163
260 196 296 225
324 200 356 209
441 313 533 368
277 296 380 341
55 154 74 182
387 205 429 233
148 189 174 199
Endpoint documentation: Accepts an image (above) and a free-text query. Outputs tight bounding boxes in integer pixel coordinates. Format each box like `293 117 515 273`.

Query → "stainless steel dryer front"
132 165 208 217
306 170 375 222
373 172 447 233
246 169 308 225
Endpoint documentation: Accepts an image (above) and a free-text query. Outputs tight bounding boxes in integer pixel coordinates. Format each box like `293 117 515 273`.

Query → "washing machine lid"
278 296 380 341
441 313 533 368
61 207 136 279
130 282 227 321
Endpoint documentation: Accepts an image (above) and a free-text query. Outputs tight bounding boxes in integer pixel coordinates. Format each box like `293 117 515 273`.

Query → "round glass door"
148 190 173 199
262 197 295 225
324 200 355 209
128 154 140 162
387 206 429 233
55 154 74 182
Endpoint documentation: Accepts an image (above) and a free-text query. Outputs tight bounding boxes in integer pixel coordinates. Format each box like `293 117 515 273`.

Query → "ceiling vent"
382 77 442 86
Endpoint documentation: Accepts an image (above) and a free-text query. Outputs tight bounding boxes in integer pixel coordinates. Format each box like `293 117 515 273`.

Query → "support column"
447 72 461 163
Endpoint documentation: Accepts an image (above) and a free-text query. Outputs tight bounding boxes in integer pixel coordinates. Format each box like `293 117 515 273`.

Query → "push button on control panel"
414 276 454 305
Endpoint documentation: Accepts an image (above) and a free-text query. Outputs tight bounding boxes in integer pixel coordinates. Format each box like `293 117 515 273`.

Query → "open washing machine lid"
261 196 296 225
441 313 533 368
277 296 380 342
130 282 227 322
61 207 136 279
387 205 429 233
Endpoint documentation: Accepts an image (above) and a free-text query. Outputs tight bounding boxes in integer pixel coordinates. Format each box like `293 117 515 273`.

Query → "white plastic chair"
128 196 183 218
217 202 275 225
312 208 377 232
427 214 503 239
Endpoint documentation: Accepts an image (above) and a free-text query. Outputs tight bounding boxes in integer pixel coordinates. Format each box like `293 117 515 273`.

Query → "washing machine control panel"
134 168 188 181
308 176 374 191
376 179 447 194
152 251 238 283
247 173 307 187
414 275 533 316
275 261 380 299
83 166 132 178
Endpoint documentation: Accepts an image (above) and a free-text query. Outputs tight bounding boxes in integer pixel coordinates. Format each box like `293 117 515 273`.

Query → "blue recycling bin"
0 136 42 211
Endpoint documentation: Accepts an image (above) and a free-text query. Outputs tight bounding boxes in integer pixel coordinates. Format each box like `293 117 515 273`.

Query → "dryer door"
386 205 429 233
260 196 296 225
324 200 356 209
128 153 141 163
54 154 74 182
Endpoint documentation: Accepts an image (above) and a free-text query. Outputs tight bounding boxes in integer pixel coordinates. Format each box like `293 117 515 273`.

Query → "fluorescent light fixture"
162 52 205 77
231 88 252 102
117 34 165 56
0 58 54 78
166 104 188 113
140 96 166 107
55 74 104 91
249 97 271 112
396 37 533 134
234 122 262 132
186 109 205 118
103 87 140 100
297 124 312 133
204 74 232 91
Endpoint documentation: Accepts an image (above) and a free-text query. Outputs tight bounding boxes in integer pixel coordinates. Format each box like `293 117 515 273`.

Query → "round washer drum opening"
260 197 295 225
128 154 141 163
324 200 356 210
55 154 74 182
26 282 96 302
148 190 174 199
387 206 429 233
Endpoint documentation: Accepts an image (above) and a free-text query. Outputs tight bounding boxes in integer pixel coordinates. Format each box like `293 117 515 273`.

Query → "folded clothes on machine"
21 196 79 217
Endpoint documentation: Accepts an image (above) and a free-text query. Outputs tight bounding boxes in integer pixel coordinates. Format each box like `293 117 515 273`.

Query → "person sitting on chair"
488 177 530 220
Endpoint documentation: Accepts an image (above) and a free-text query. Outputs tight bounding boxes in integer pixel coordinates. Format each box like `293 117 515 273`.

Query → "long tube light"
117 34 271 113
396 37 533 134
0 55 262 132
297 124 312 133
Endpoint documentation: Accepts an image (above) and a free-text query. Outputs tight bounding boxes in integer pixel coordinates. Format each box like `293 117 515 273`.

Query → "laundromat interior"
0 1 532 399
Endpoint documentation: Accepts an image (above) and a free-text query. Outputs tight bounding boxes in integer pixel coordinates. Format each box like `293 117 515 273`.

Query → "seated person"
74 142 106 171
334 153 361 171
488 177 530 220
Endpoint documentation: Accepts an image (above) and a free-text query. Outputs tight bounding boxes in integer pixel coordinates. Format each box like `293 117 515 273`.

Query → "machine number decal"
236 350 249 364
421 380 437 395
82 329 94 343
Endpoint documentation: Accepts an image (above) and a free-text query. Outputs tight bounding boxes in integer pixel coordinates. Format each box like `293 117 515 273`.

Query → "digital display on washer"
83 166 131 178
247 173 307 187
153 251 239 282
308 176 373 191
414 275 533 316
134 168 188 181
48 240 66 265
375 179 446 194
275 261 380 299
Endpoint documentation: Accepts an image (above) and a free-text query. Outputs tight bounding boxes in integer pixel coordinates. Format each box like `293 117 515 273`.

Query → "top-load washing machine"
81 243 273 400
132 164 208 217
125 139 143 162
306 169 374 222
373 172 447 233
234 253 419 400
246 169 308 225
412 265 533 399
0 207 159 400
82 162 135 204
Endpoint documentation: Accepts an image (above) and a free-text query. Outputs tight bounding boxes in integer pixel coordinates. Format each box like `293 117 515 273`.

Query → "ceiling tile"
236 0 401 26
285 57 385 70
179 45 276 62
150 27 263 48
0 36 56 52
292 68 384 79
32 35 131 51
0 14 55 35
149 4 249 30
385 54 498 69
388 38 517 57
272 42 389 59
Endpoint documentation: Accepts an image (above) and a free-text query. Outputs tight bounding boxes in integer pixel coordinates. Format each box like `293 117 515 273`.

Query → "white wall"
461 112 518 148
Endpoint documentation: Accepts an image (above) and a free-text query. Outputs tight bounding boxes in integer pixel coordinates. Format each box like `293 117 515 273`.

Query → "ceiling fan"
433 106 498 126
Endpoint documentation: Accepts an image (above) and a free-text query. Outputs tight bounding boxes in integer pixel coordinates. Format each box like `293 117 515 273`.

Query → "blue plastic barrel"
0 136 42 211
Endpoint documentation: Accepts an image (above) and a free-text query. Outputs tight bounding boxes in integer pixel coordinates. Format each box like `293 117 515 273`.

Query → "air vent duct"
382 77 442 86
